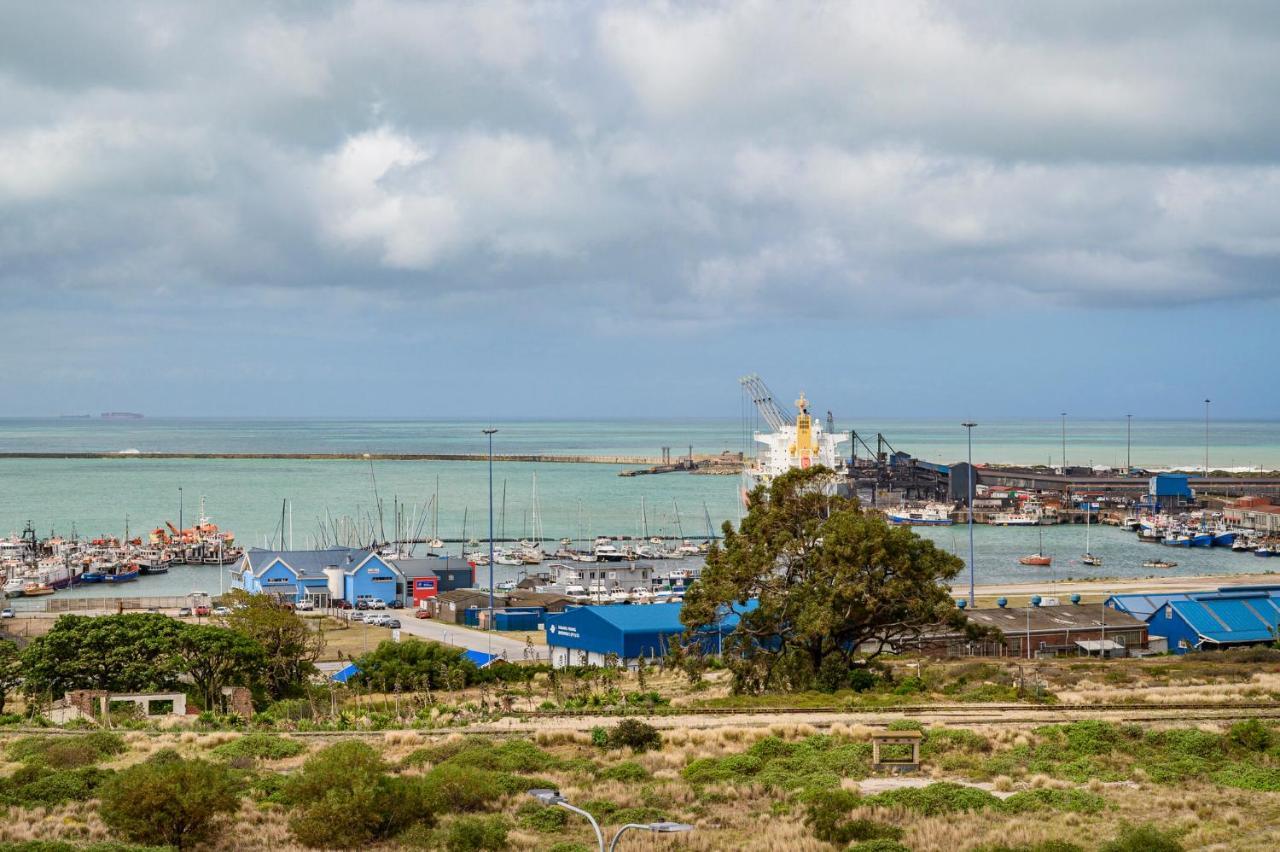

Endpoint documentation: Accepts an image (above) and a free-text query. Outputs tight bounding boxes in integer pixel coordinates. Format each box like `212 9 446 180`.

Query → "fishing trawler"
740 376 848 503
885 504 954 526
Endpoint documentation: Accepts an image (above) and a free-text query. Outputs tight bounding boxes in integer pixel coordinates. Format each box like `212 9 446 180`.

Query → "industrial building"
544 602 750 668
921 601 1148 658
232 547 367 607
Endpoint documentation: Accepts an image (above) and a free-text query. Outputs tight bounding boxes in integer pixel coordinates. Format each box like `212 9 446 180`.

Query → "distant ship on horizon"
100 412 144 420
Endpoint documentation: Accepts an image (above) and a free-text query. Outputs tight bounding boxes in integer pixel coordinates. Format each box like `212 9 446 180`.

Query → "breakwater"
0 451 683 465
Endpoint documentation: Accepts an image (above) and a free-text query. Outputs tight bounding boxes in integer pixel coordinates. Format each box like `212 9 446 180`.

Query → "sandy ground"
964 571 1280 601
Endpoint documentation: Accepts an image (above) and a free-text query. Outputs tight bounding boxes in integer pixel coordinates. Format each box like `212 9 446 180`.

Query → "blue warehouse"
233 547 404 608
544 602 752 668
1142 588 1280 654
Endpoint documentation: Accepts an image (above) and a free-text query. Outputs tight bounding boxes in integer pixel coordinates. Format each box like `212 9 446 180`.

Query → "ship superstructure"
740 375 847 499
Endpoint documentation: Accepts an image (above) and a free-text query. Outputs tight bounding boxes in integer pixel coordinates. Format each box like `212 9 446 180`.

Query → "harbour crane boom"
739 373 795 431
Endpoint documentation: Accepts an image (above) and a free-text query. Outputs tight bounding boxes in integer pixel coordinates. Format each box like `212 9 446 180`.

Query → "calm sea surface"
1 418 1276 599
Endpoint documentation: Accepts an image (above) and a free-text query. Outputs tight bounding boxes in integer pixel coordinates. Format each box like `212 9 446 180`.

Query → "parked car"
365 613 391 626
177 607 192 617
414 609 431 619
348 611 366 622
0 608 13 619
194 605 211 617
211 606 232 616
384 619 401 629
366 598 387 610
356 599 369 610
391 598 404 609
295 600 314 611
335 600 352 610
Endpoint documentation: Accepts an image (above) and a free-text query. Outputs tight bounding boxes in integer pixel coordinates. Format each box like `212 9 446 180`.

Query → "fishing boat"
1190 532 1214 548
1212 531 1237 548
3 579 25 597
1163 532 1193 548
1019 529 1052 566
1233 537 1254 552
885 505 954 526
22 582 55 596
99 564 140 583
1257 545 1276 558
1143 559 1178 569
991 513 1040 526
1137 528 1164 543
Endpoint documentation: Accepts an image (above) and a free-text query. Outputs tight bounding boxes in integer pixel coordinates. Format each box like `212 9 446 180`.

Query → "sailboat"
427 477 444 551
1081 504 1103 566
1019 529 1052 566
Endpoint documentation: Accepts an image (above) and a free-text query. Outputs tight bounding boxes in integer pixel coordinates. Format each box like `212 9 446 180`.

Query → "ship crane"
739 373 795 431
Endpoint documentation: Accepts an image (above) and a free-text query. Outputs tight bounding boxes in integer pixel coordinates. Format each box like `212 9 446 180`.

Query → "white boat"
3 579 25 597
885 504 954 526
740 379 848 501
608 588 630 603
990 513 1040 526
593 542 625 562
630 586 652 603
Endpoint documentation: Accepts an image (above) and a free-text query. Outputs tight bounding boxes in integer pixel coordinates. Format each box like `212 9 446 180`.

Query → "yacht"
593 541 625 562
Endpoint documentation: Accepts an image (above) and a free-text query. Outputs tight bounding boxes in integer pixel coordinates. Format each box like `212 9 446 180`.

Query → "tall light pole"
962 422 977 608
1204 399 1211 475
1060 412 1067 472
1125 414 1132 472
178 486 183 533
483 428 498 631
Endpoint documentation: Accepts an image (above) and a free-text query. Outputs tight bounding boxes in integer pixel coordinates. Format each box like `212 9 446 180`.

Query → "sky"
1 1 1278 420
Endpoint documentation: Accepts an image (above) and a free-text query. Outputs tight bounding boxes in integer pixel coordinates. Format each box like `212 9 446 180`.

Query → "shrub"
848 668 878 692
212 733 305 761
98 756 239 849
440 815 510 852
801 788 900 845
1098 823 1183 852
847 841 911 852
6 767 115 808
286 741 433 848
517 801 568 832
1001 788 1105 814
545 844 593 852
1212 762 1280 792
861 782 1001 816
589 726 609 748
444 739 561 773
598 761 650 783
421 764 504 813
6 732 126 767
606 719 662 753
1229 718 1272 752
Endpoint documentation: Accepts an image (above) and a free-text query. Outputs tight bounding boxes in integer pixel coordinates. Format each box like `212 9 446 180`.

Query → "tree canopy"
681 467 968 693
20 613 186 698
218 589 325 699
0 639 21 714
99 752 240 849
175 624 267 710
352 638 479 692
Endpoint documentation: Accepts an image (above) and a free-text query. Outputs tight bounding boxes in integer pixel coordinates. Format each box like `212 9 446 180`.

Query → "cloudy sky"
2 1 1278 419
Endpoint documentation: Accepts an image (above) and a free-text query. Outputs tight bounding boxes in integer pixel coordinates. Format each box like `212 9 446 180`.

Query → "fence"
12 595 208 614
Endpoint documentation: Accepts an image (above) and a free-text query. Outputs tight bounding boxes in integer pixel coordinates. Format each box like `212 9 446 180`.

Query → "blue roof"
463 650 498 668
331 663 360 683
1110 585 1280 619
1170 594 1280 645
559 600 756 632
240 547 371 579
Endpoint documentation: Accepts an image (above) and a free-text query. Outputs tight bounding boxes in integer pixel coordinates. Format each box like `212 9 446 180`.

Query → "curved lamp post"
528 790 693 852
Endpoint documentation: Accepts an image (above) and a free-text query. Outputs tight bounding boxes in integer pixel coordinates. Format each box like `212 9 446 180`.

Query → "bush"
589 726 609 748
847 841 911 852
212 733 305 761
848 668 878 692
440 815 510 852
421 764 504 813
5 767 114 808
1001 788 1105 814
607 719 662 753
6 732 126 767
598 761 650 782
1229 718 1272 752
802 787 859 843
861 782 1002 815
286 741 433 848
517 801 568 832
98 756 239 849
1098 823 1183 852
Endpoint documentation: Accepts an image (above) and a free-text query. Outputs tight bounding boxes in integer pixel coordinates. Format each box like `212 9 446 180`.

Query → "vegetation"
604 719 662 753
0 640 21 715
353 638 481 691
210 732 305 761
20 613 186 696
6 731 126 767
681 466 975 693
284 741 432 848
98 753 240 850
173 624 266 710
437 815 511 852
218 590 325 699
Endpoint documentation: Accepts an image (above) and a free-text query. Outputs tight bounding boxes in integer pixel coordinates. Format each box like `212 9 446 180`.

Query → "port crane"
739 373 795 431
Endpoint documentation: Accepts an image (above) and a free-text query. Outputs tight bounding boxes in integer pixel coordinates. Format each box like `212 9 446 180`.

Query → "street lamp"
528 790 693 852
1125 414 1132 472
961 422 977 608
1204 399 1211 475
483 428 498 636
1060 412 1067 472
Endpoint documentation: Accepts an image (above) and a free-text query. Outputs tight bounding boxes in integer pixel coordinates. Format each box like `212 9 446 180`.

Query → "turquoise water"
1 418 1276 601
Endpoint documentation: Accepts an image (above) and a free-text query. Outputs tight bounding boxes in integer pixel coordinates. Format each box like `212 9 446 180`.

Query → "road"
393 614 546 662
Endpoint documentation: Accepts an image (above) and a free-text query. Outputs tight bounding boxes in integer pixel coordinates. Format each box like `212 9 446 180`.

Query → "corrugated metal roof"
241 547 370 579
1170 595 1280 645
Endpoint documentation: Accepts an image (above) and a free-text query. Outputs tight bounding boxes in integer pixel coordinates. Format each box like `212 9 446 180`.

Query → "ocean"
1 417 1276 599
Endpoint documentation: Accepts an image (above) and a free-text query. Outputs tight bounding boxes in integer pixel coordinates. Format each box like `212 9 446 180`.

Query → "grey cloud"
0 0 1278 328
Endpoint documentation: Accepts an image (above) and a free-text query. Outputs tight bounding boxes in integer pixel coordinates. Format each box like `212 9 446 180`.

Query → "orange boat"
1018 554 1052 566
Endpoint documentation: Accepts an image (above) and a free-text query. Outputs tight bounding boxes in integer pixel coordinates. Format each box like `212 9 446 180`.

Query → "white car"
348 611 366 622
366 598 387 610
295 600 314 612
211 606 232 616
365 613 391 626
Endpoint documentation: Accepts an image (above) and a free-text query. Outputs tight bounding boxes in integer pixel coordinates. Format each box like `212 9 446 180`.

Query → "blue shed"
1147 590 1280 653
343 553 402 606
544 602 753 668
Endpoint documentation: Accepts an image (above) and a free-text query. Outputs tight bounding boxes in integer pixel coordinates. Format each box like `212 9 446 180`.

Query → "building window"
1165 604 1172 619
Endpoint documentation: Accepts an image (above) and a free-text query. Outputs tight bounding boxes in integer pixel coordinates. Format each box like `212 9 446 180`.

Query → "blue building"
544 602 753 668
232 547 403 607
1144 589 1280 654
1148 473 1194 511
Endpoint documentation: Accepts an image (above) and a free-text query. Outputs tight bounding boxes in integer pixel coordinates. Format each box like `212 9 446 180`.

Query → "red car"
414 609 431 619
194 605 211 617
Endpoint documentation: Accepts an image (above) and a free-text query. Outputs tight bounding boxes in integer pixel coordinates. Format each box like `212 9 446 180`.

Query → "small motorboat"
1143 559 1177 569
1257 546 1276 558
1081 553 1103 567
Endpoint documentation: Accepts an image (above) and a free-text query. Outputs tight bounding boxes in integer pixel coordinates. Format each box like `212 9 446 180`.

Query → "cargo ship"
100 412 144 420
740 376 847 502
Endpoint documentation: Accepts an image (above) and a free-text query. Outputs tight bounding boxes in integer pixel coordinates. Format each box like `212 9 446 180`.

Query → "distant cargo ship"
739 375 847 502
59 414 91 419
101 412 144 420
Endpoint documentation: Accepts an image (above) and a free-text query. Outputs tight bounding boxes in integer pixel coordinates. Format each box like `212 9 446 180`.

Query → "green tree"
218 589 324 699
681 467 968 693
98 753 240 849
175 624 266 710
286 741 433 848
353 638 479 691
0 639 22 714
20 613 184 698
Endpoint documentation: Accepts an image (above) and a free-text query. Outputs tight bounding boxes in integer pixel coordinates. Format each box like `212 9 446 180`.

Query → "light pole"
528 790 693 852
178 487 183 533
1125 414 1132 472
1204 399 1211 475
483 428 498 638
962 422 977 608
1060 412 1067 472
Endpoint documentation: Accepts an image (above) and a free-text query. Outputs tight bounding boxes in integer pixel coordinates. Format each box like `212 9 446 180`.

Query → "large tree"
352 638 479 692
0 639 21 714
681 467 968 693
21 613 185 698
218 590 324 699
175 625 266 710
